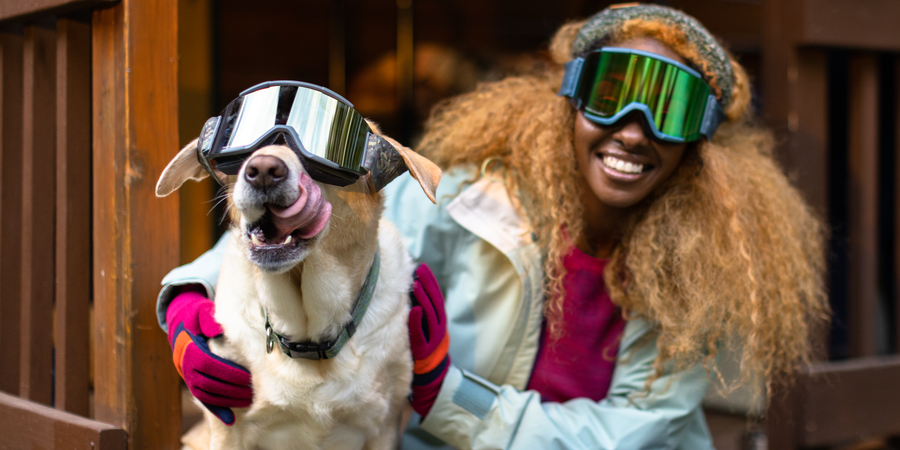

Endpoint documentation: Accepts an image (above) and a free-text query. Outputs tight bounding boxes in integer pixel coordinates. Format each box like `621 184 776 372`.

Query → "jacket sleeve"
418 318 712 450
155 231 232 332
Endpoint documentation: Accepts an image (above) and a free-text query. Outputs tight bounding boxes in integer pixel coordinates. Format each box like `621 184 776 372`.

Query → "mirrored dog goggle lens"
580 50 712 142
216 85 369 174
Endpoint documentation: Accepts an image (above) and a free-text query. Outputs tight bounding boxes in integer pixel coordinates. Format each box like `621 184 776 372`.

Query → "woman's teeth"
602 155 644 174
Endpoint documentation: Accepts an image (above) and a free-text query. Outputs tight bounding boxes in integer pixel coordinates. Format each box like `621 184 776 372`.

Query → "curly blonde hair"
418 19 829 392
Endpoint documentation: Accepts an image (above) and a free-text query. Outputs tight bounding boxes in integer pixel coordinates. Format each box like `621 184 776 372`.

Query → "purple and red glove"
408 264 450 418
167 286 253 425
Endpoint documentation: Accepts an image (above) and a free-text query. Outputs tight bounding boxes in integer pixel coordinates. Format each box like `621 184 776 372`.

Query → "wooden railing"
0 11 94 415
763 0 900 447
0 0 181 448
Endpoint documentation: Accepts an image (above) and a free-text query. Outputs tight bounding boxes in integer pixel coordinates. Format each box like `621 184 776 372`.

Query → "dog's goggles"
558 47 725 143
197 81 401 189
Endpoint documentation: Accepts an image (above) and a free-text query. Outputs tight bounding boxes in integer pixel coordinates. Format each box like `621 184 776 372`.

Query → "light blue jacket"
157 168 714 450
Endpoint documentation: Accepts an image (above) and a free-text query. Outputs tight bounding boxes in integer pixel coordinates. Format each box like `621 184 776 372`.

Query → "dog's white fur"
157 128 440 450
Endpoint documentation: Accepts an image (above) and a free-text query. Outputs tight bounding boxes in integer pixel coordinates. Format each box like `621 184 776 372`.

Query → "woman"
159 4 828 449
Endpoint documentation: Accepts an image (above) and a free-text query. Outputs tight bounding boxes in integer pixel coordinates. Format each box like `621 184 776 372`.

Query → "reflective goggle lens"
559 48 723 143
219 85 368 172
201 82 370 185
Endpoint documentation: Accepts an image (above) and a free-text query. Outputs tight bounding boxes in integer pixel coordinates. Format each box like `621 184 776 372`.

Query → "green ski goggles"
558 47 725 143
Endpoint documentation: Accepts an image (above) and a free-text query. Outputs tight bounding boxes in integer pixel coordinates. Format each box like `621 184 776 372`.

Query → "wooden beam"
0 0 116 24
896 57 900 355
0 29 23 396
328 0 346 96
92 0 181 447
797 356 900 446
0 391 126 450
177 0 214 265
54 16 91 417
762 0 830 217
799 0 900 51
846 53 880 358
787 50 829 223
20 23 56 406
765 379 803 450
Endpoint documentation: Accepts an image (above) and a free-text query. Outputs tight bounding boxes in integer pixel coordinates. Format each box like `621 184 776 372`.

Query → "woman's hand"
166 287 253 425
408 264 451 418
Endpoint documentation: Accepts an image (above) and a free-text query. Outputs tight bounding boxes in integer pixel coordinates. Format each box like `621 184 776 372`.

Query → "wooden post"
896 56 900 355
177 0 215 265
847 53 880 358
762 0 829 216
54 16 91 417
328 0 346 96
763 0 831 447
92 0 181 446
765 374 804 450
0 29 23 396
20 23 56 406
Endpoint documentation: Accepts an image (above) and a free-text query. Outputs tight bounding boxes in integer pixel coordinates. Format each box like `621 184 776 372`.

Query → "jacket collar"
446 175 534 255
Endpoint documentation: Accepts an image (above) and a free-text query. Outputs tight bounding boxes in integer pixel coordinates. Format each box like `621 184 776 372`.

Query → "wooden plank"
328 0 346 96
762 0 829 218
798 356 900 446
0 29 23 396
846 53 879 358
791 49 831 362
20 23 56 406
799 0 900 51
0 0 116 24
896 57 900 355
92 0 181 446
787 50 829 225
177 0 214 265
765 378 803 450
54 16 91 417
0 391 126 450
395 0 414 143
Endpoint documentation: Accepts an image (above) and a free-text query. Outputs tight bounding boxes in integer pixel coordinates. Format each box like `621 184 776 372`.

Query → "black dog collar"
263 251 380 360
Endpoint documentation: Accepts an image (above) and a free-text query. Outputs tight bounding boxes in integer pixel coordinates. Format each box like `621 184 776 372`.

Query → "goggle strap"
197 116 224 184
699 94 725 140
558 58 585 100
364 133 408 192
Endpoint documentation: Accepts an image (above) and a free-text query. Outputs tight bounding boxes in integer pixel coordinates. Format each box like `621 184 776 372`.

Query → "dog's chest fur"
208 221 413 450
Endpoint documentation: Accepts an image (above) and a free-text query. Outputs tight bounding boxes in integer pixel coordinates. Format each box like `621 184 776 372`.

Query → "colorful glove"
408 264 450 418
167 287 253 425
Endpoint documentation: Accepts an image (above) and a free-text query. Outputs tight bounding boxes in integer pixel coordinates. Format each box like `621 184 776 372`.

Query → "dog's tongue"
269 173 332 239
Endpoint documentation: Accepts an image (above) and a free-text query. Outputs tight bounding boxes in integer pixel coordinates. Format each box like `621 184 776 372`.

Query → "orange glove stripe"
172 331 193 379
414 333 449 374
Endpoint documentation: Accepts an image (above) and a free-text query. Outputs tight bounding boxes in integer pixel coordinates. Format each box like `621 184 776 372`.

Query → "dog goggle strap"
197 81 404 189
559 47 725 143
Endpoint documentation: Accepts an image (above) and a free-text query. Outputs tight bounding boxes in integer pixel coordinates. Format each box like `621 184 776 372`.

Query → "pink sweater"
525 246 626 402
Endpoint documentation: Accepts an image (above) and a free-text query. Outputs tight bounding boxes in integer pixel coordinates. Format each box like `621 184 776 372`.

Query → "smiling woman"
412 3 828 444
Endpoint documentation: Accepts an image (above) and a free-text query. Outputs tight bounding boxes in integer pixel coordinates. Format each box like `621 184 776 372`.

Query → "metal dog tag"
266 327 275 354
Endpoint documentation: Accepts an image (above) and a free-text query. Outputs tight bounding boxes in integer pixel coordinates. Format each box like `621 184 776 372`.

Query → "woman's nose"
611 115 651 148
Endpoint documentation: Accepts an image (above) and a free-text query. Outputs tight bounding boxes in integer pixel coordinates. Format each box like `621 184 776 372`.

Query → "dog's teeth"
251 234 262 246
283 235 292 245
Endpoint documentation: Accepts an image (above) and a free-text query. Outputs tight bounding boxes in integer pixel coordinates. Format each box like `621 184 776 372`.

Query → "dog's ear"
156 138 209 197
382 136 441 204
365 121 441 204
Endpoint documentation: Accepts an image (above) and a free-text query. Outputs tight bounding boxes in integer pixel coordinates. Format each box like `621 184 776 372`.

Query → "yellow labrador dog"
157 106 440 449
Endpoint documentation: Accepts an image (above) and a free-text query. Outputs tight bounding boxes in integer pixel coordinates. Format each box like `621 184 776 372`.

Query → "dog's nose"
245 155 288 190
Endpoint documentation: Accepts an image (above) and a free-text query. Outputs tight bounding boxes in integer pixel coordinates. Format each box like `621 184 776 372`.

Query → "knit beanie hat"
571 3 735 109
